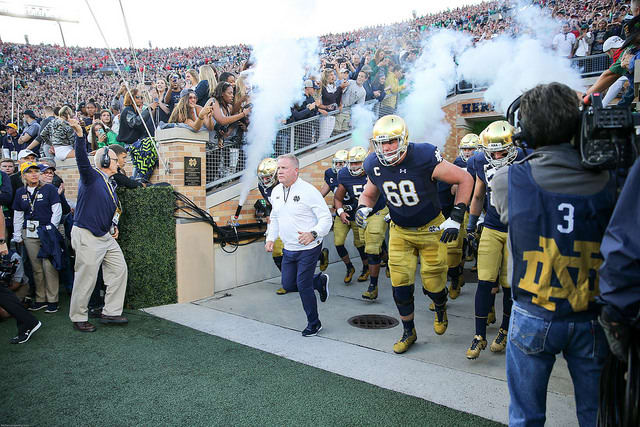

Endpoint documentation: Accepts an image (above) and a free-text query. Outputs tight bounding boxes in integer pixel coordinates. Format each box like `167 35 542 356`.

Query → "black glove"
599 305 632 363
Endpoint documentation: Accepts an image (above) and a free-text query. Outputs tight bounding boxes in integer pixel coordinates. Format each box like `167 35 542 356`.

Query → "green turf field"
1 294 502 426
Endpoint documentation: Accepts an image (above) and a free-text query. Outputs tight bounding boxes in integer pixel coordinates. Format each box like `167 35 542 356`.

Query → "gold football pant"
388 213 447 293
477 227 509 288
333 215 364 247
364 206 389 255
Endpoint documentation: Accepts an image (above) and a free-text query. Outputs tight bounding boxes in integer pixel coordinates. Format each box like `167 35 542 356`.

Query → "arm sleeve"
266 196 279 242
113 172 143 189
75 135 96 185
12 210 24 241
490 167 509 224
51 203 62 227
0 171 12 206
125 109 143 129
309 186 332 237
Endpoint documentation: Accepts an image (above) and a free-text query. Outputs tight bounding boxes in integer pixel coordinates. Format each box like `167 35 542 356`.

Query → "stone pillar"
150 127 208 210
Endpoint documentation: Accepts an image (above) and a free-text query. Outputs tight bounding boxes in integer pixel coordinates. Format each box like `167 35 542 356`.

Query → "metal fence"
570 53 612 77
206 100 397 189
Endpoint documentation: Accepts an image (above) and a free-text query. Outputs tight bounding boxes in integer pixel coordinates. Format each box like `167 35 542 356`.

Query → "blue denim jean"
281 244 324 327
506 303 609 427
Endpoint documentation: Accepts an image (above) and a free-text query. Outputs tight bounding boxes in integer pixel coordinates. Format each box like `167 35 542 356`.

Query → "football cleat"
449 275 464 300
357 266 370 282
319 248 329 271
487 306 496 325
276 287 288 295
466 335 488 360
490 328 508 353
361 285 378 300
428 301 448 312
344 265 355 284
434 307 448 335
393 328 417 354
380 259 387 268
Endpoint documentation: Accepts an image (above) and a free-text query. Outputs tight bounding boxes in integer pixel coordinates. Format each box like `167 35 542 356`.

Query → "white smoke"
456 1 584 114
397 30 471 149
238 37 319 206
350 103 377 148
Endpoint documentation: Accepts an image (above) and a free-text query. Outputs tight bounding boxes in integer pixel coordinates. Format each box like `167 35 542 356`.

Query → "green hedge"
116 186 177 309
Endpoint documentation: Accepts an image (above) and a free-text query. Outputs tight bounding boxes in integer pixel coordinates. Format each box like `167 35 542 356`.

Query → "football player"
320 149 368 283
465 121 527 359
356 115 474 354
436 133 478 300
335 146 389 300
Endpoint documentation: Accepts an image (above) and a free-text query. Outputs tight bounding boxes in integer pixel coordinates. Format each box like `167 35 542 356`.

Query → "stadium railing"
205 99 395 189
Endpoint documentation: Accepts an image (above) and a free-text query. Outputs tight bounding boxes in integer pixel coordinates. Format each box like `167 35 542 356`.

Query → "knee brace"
356 245 367 262
392 284 415 316
335 245 348 258
425 289 447 307
367 253 381 266
273 256 282 272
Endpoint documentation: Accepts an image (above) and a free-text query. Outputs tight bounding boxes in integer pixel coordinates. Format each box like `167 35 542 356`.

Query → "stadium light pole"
0 2 78 47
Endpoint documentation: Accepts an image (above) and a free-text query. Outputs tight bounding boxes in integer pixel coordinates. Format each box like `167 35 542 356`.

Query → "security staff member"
491 83 616 427
0 207 42 344
12 161 61 314
265 154 331 337
68 119 128 333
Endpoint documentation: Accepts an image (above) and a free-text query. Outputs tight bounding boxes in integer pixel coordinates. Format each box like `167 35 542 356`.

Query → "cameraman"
0 207 41 344
491 83 617 427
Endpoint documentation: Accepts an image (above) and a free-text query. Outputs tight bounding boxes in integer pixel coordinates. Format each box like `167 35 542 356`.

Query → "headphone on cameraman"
100 146 111 169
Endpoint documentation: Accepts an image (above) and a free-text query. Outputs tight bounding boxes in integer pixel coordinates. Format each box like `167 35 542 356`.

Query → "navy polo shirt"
12 183 60 226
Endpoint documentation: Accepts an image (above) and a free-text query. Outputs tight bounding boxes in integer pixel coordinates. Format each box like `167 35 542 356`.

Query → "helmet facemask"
484 143 517 169
332 159 346 173
372 136 407 167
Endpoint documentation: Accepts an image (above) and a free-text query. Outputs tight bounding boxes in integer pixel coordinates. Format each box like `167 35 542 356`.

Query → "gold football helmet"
333 149 349 173
257 157 278 189
370 115 409 166
459 133 479 162
348 146 368 176
480 121 517 169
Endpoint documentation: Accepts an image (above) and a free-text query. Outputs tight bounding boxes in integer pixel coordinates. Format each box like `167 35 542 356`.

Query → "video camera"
0 255 18 287
507 93 640 171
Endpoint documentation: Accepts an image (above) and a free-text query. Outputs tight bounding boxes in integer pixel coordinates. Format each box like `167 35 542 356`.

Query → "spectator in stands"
27 106 56 158
168 89 214 131
335 71 366 133
164 73 183 116
381 64 404 111
12 161 61 314
110 144 143 189
117 88 156 145
318 69 341 140
88 121 119 152
10 149 37 198
232 73 251 115
18 110 40 150
110 101 121 135
100 109 114 129
37 105 77 161
195 65 218 107
591 19 609 54
368 72 387 103
602 36 627 105
574 24 593 57
0 159 15 175
553 23 576 58
151 79 170 124
185 69 199 89
219 72 236 85
1 124 21 160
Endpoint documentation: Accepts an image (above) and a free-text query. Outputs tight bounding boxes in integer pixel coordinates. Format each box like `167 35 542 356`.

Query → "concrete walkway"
146 259 579 426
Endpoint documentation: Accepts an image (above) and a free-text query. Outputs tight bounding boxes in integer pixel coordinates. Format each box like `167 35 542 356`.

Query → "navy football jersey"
437 156 468 217
364 142 442 227
475 149 527 233
337 167 385 214
466 154 477 180
324 168 339 193
258 183 275 204
508 161 616 321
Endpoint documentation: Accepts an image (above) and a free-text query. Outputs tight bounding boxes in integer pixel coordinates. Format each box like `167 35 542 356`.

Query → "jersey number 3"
383 180 419 207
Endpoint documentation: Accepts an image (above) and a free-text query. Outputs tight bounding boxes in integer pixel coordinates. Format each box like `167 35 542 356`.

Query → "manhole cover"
348 314 399 330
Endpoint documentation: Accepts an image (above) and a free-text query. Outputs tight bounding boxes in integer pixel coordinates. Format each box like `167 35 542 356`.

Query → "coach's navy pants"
281 244 323 326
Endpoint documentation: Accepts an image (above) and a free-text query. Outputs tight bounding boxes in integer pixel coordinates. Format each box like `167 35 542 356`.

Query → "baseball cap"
6 123 17 130
304 79 314 88
362 64 373 74
37 163 56 173
18 149 37 160
603 36 624 52
23 109 37 119
20 161 39 175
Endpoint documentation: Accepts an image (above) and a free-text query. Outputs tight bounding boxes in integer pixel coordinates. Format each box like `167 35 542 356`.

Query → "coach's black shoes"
302 322 322 337
318 274 329 302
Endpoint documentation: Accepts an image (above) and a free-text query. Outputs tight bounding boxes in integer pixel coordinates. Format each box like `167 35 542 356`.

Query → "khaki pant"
23 231 59 303
69 226 128 322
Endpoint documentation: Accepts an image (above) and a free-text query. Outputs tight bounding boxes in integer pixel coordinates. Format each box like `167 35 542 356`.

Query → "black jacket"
117 106 154 144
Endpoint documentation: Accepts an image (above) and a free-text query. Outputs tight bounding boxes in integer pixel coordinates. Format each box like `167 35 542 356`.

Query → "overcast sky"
0 0 485 48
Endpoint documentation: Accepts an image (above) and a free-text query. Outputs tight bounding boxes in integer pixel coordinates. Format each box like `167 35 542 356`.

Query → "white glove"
439 217 461 243
355 206 373 228
384 213 391 223
12 234 22 244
